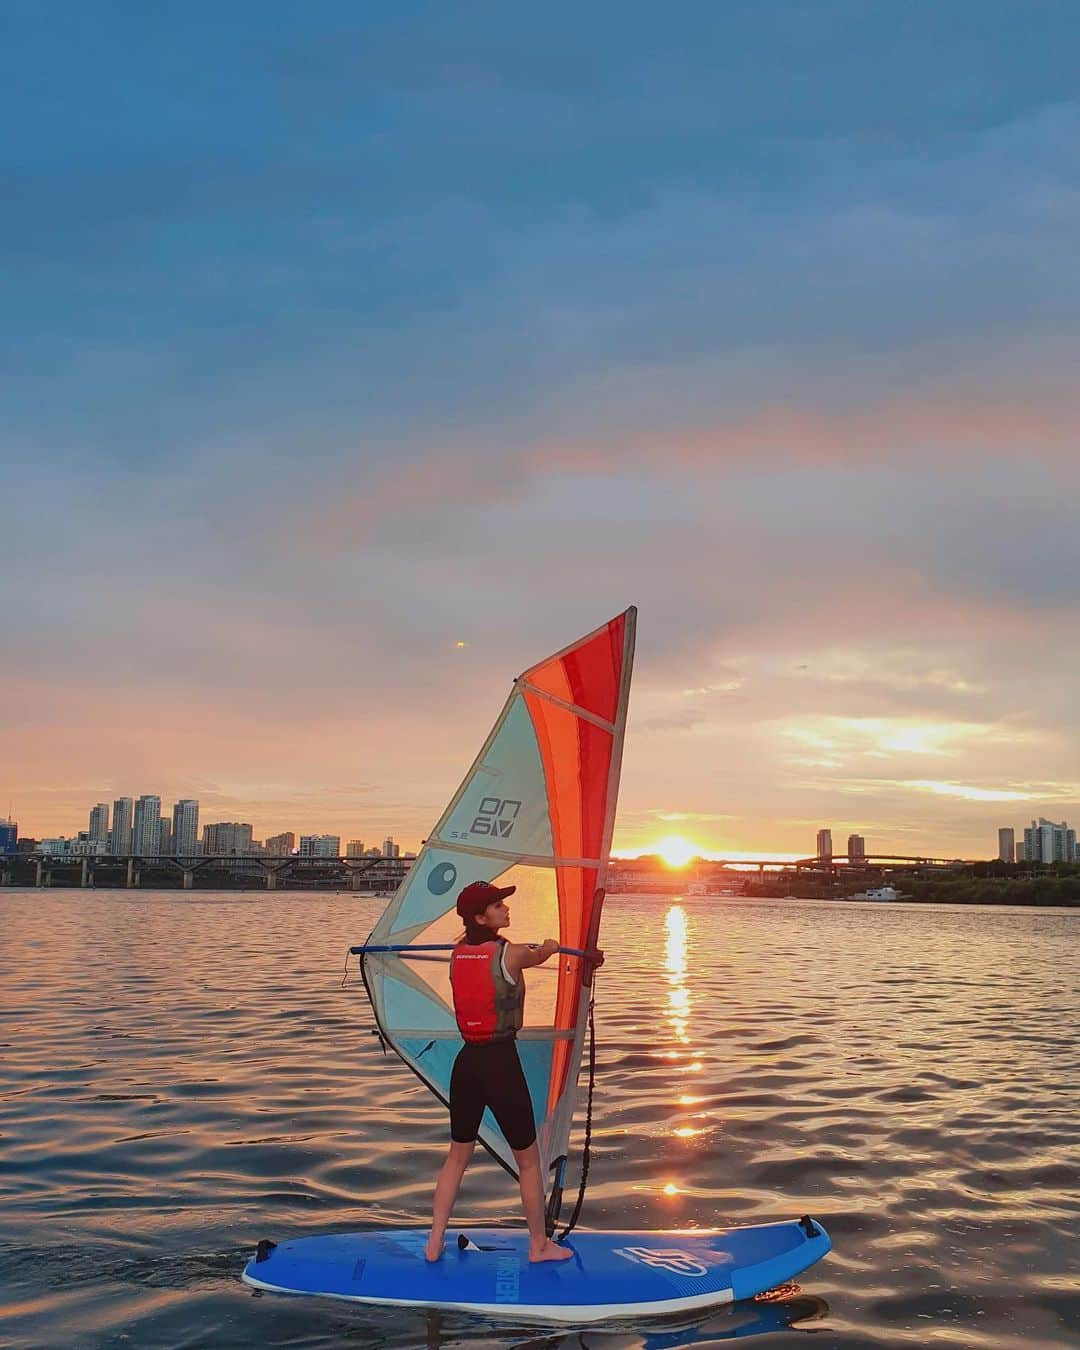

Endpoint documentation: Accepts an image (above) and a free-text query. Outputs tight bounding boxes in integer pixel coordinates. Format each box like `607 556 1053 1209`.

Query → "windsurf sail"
357 608 636 1228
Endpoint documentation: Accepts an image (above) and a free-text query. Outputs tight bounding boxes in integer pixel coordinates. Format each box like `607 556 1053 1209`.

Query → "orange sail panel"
521 613 631 1124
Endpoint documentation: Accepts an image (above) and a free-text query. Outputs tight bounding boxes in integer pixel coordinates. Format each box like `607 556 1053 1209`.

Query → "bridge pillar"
183 869 194 890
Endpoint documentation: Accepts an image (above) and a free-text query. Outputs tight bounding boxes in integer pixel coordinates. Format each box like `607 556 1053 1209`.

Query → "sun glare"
653 834 697 868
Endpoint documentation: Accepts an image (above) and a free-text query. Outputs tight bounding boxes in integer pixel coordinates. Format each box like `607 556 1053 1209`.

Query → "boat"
242 609 830 1320
850 886 900 902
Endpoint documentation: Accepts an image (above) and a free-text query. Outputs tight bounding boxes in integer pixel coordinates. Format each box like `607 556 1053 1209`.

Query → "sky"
3 1 1078 859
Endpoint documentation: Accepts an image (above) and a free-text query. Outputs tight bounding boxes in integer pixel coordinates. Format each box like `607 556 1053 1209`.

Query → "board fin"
457 1233 514 1252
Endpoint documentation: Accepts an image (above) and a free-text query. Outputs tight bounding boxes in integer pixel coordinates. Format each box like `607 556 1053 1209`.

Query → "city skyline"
7 796 404 860
3 6 1078 858
7 794 1074 868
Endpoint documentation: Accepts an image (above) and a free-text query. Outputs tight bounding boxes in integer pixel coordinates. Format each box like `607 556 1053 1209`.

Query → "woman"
424 879 595 1263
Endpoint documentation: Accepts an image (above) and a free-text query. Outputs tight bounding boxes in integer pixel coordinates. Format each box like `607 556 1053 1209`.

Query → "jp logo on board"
613 1247 709 1277
470 797 522 839
427 862 457 895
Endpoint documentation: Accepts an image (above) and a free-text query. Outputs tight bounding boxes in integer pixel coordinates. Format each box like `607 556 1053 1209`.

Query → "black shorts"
449 1038 537 1152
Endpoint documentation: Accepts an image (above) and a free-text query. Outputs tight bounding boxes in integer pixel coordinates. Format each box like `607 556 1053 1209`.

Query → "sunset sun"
652 834 699 868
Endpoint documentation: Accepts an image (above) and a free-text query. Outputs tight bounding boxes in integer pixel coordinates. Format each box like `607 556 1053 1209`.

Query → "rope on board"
557 996 597 1241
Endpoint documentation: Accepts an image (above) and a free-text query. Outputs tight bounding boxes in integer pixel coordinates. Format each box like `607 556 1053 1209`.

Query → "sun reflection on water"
665 904 690 1044
663 903 707 1162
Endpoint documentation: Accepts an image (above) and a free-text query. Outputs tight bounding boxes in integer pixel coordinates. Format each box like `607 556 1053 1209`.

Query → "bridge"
794 853 976 872
613 854 977 873
1 850 983 892
689 854 979 877
0 851 414 892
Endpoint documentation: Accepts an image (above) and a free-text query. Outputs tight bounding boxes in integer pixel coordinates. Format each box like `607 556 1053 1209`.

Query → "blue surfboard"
241 1217 830 1323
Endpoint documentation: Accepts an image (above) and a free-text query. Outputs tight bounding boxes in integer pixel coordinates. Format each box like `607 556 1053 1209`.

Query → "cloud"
905 781 1045 804
4 4 1080 851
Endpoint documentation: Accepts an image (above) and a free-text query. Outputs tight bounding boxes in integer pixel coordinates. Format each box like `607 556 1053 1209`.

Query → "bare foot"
528 1238 573 1263
424 1238 443 1262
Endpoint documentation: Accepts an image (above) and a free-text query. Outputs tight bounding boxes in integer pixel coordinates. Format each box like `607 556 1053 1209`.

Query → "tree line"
906 861 1080 907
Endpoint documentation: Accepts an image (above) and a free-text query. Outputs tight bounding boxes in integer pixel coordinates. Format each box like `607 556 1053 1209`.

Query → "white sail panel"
435 693 555 859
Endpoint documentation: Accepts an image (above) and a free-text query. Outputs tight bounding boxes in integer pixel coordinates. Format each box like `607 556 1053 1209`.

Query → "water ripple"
0 891 1077 1347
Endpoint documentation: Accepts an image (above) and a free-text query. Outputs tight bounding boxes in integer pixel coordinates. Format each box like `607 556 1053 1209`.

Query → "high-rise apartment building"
997 827 1015 864
172 799 200 857
299 834 341 857
816 828 832 861
111 797 134 854
382 837 400 858
847 833 866 863
346 840 366 857
202 822 255 855
1022 818 1076 864
88 803 110 845
265 832 295 856
132 795 162 855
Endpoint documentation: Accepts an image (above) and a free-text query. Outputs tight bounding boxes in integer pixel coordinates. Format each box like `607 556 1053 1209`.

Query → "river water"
0 890 1076 1348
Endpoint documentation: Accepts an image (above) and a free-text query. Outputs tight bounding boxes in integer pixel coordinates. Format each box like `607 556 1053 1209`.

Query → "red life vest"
450 939 524 1043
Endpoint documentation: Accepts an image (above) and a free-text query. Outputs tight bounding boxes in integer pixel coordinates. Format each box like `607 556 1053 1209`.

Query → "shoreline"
1 882 1076 907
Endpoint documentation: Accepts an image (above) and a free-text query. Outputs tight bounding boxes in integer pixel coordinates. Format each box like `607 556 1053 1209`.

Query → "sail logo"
470 797 522 839
614 1247 709 1277
427 862 457 895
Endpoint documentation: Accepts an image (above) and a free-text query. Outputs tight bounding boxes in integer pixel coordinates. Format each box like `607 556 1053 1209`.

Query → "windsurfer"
424 879 601 1264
